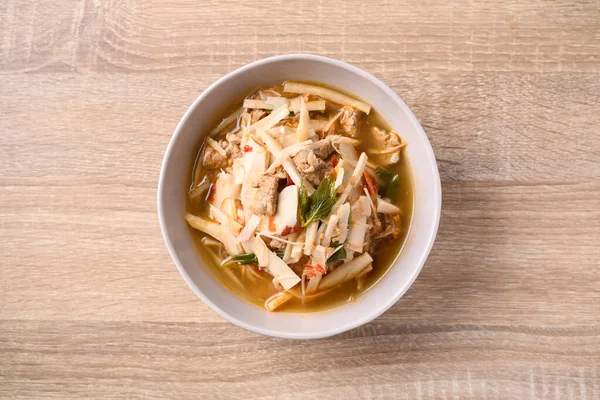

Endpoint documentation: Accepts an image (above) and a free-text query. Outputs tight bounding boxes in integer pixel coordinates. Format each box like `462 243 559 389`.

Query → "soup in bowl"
158 55 441 338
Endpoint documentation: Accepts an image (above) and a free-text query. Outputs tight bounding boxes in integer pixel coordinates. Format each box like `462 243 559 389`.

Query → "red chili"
286 173 294 187
303 265 316 279
363 172 378 196
243 145 253 152
281 226 303 236
331 156 339 168
315 264 325 274
304 264 326 279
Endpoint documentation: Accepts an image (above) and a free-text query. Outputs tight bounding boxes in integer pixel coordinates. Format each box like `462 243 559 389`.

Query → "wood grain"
1 321 598 399
1 0 599 398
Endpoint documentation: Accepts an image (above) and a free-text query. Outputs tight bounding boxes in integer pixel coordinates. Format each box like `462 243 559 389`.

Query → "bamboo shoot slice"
296 97 310 142
283 82 371 114
318 252 373 291
304 222 319 256
377 198 402 214
265 291 294 311
258 129 315 194
250 105 290 132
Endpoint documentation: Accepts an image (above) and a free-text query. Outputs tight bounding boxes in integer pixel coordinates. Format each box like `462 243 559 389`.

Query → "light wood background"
1 0 599 398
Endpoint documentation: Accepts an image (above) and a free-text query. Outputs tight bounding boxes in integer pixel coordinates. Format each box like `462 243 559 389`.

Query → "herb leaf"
298 182 309 226
301 174 337 227
386 175 400 200
327 241 347 263
220 253 258 268
375 167 395 182
375 167 400 201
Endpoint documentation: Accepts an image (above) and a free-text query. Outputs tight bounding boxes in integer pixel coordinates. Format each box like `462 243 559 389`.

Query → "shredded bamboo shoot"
250 105 290 132
258 129 315 194
237 214 261 242
186 213 241 255
245 98 326 113
304 222 319 256
336 202 351 243
290 231 305 263
296 97 310 142
283 232 299 263
367 143 406 155
290 99 326 113
377 198 402 214
322 214 339 247
324 108 344 132
334 152 368 210
206 138 227 157
306 275 322 294
243 99 273 110
318 252 373 291
209 107 242 136
265 291 294 312
284 82 371 114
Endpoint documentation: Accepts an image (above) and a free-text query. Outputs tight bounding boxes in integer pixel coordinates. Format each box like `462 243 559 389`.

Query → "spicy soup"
185 81 413 312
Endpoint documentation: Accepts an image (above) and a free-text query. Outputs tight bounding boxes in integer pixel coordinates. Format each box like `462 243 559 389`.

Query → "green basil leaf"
327 243 346 263
376 167 400 201
298 182 309 226
375 167 395 184
301 174 337 227
386 175 400 201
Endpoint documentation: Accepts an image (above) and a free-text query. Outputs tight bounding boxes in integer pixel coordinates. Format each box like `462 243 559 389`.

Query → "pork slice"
202 139 242 169
250 109 268 124
226 142 242 159
292 149 330 186
250 175 279 216
226 131 242 145
371 126 401 165
267 165 288 180
308 140 334 159
268 239 287 250
202 147 229 169
339 106 362 137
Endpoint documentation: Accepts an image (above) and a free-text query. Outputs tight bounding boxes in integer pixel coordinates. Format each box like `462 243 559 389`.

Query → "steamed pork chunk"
250 109 268 124
291 149 330 186
289 139 335 186
250 175 279 216
202 139 243 169
307 139 334 159
370 126 404 166
267 165 288 180
186 81 411 313
339 105 362 137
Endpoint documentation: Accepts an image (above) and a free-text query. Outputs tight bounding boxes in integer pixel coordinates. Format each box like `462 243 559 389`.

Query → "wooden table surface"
2 0 599 398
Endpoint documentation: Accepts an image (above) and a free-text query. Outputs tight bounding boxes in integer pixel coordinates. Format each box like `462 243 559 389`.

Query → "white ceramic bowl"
158 54 441 339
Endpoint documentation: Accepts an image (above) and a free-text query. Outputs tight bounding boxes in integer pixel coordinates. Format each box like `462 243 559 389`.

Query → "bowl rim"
158 53 442 339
